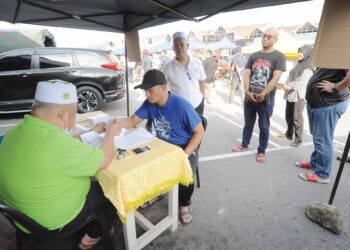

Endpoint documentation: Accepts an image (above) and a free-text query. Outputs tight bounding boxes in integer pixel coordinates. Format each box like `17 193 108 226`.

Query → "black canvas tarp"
0 0 313 116
0 0 312 33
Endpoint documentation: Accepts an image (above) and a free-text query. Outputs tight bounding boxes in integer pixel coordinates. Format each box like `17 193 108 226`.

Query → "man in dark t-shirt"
203 51 218 104
232 27 286 163
297 68 350 184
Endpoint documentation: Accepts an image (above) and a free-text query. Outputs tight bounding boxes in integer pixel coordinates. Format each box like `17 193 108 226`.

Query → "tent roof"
206 37 237 50
1 0 312 33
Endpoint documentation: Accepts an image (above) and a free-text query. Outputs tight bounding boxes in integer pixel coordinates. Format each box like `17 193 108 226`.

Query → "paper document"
86 114 114 127
114 126 156 150
80 131 103 148
75 123 90 135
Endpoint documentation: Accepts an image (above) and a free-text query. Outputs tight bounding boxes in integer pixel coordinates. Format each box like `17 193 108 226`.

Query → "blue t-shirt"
135 92 201 145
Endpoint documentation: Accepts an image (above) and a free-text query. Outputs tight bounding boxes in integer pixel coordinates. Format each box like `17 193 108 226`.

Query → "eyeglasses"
115 149 128 160
262 34 274 40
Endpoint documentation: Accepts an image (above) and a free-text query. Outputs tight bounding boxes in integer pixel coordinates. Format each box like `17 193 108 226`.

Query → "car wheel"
77 86 103 113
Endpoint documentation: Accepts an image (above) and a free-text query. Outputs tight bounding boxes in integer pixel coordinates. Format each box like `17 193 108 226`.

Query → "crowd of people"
0 28 349 249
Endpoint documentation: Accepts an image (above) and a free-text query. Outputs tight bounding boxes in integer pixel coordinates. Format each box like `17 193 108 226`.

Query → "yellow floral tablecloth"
96 138 193 223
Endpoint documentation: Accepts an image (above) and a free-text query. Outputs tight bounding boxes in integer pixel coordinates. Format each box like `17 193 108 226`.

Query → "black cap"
134 69 167 90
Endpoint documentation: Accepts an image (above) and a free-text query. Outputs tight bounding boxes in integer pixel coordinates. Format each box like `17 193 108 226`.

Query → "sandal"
232 145 248 152
299 172 330 184
256 153 265 162
180 207 192 225
295 161 314 170
278 133 293 140
290 141 302 147
140 196 165 210
79 234 101 250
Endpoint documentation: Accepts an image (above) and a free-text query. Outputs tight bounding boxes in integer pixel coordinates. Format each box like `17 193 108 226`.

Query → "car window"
39 53 73 69
75 52 101 66
0 54 31 71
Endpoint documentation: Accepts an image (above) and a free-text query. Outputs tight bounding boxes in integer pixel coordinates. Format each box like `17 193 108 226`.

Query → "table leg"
123 212 138 250
123 185 179 250
168 184 178 232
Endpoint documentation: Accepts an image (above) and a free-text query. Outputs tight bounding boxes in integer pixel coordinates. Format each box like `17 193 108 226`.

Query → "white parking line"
334 140 345 146
334 148 345 154
199 142 314 162
214 112 282 148
0 123 17 128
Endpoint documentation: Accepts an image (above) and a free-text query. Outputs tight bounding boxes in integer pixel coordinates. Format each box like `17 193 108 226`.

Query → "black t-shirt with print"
245 50 286 97
305 68 350 108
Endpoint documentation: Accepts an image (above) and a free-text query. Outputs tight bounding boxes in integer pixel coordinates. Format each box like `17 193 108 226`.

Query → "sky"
0 0 324 47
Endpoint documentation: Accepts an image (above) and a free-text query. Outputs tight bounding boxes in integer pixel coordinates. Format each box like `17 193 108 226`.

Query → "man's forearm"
184 130 204 156
335 73 350 91
261 79 279 96
99 131 117 170
119 117 136 129
243 70 251 91
199 80 205 95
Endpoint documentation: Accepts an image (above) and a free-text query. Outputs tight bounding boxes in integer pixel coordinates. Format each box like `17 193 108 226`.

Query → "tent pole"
12 0 22 23
123 14 130 117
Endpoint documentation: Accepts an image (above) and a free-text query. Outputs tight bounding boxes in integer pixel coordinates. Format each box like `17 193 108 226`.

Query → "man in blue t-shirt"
118 69 204 225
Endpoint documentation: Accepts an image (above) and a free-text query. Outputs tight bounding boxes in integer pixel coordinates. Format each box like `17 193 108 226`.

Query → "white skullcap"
35 80 78 104
172 31 187 42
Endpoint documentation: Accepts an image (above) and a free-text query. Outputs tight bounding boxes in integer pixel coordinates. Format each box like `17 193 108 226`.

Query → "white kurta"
162 56 206 108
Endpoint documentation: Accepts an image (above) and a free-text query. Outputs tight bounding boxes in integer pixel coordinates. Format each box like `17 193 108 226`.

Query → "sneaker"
290 141 302 147
232 145 248 152
256 153 265 162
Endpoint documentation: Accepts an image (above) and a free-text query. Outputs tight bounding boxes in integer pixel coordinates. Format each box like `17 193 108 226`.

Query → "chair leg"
196 167 200 188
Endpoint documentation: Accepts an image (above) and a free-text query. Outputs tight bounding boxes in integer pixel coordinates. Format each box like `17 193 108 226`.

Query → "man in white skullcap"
162 31 206 115
0 80 121 249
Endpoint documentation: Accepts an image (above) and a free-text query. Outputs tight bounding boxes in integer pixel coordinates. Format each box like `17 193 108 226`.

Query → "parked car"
0 47 125 113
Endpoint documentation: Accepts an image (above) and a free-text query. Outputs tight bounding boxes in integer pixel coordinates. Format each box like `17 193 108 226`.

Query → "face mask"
60 108 74 136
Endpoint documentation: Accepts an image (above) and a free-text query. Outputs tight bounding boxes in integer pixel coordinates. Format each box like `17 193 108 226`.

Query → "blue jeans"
241 96 275 153
307 100 349 178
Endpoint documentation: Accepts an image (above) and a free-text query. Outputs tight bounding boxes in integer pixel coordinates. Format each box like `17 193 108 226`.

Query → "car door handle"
18 73 31 78
65 70 77 73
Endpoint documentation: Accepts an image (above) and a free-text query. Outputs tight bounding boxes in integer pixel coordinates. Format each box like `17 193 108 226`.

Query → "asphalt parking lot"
1 80 350 250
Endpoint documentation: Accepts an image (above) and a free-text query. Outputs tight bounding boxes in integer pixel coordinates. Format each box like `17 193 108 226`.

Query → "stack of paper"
86 114 113 127
114 126 156 150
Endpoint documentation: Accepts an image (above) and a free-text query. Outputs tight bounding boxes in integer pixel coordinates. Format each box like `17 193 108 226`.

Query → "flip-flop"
299 172 330 184
180 208 192 225
79 234 101 250
295 161 315 170
140 196 165 210
232 145 248 152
